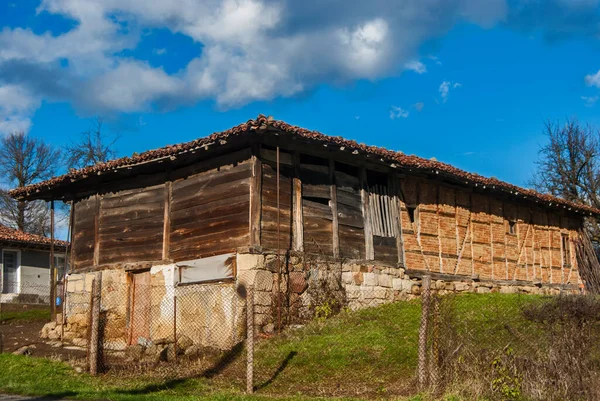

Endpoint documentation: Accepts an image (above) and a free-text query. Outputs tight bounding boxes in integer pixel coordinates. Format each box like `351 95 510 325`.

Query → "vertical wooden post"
89 272 102 375
69 201 76 274
292 151 303 252
360 167 374 260
246 286 254 394
329 159 339 259
162 180 172 261
173 294 177 362
250 145 262 248
435 186 443 273
393 175 405 266
418 275 431 389
50 200 56 318
93 195 100 267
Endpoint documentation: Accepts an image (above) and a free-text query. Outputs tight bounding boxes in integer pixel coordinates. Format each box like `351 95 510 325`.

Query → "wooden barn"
11 115 600 349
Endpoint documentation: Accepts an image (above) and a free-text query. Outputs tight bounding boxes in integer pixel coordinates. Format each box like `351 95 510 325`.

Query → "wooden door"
129 271 151 345
2 251 19 293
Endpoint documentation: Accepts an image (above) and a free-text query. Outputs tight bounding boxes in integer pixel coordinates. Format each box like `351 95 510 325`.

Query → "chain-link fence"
418 277 600 401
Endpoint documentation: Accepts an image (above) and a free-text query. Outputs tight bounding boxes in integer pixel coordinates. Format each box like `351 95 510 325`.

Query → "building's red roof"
0 224 68 248
9 114 600 216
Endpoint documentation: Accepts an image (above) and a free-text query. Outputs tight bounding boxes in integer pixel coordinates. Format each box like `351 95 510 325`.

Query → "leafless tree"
531 118 600 239
0 132 62 235
64 118 118 170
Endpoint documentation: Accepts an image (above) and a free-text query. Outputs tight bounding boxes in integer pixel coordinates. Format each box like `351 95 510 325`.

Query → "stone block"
363 273 377 286
254 291 272 306
289 272 308 293
454 282 470 292
341 272 353 284
392 278 404 291
353 272 364 285
378 274 392 288
345 285 361 299
373 287 389 299
238 270 273 292
476 287 491 294
237 253 263 272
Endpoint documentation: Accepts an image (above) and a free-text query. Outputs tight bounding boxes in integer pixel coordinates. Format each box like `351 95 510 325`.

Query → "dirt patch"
0 304 86 361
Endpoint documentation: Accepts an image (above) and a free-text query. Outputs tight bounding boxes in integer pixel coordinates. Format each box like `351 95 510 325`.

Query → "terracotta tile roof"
9 114 600 216
0 224 68 248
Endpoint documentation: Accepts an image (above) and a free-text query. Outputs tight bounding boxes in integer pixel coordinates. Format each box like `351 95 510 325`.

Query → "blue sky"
1 0 600 189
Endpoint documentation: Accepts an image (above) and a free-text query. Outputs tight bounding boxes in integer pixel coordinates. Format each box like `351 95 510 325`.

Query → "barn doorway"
128 270 151 345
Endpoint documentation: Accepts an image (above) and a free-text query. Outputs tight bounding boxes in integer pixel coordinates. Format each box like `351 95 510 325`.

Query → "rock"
13 345 33 355
40 321 57 338
476 287 491 294
176 335 193 351
47 340 63 348
126 344 145 360
263 323 275 334
454 282 470 292
47 329 61 340
363 273 377 286
154 335 175 345
289 272 308 293
378 274 392 288
184 345 200 358
74 366 83 373
72 338 87 347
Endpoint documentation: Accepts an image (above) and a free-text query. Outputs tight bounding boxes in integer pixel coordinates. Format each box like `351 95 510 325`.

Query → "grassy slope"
0 293 539 400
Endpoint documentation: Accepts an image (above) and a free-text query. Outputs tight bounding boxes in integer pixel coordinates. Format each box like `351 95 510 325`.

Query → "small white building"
0 224 68 304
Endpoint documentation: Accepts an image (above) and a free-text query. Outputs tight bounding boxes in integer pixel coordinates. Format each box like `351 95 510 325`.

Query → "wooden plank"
330 159 339 259
261 148 292 166
391 176 405 266
360 167 374 260
302 199 333 220
250 150 262 247
303 183 331 199
163 180 172 260
293 152 304 252
93 195 100 267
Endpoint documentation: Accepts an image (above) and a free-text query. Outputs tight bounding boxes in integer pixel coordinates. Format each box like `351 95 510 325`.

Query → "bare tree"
531 118 600 239
0 132 62 235
65 118 118 170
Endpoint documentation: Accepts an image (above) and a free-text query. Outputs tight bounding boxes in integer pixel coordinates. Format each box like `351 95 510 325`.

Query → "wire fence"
3 274 600 400
417 276 600 401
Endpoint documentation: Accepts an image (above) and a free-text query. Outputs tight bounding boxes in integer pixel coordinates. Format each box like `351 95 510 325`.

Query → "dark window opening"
562 234 571 267
508 220 517 235
407 205 417 224
304 196 330 206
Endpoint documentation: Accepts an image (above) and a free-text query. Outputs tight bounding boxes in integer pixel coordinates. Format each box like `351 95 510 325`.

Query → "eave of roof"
9 114 600 217
0 224 69 249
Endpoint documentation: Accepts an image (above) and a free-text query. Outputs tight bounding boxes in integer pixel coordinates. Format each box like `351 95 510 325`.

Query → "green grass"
0 306 50 323
0 293 540 400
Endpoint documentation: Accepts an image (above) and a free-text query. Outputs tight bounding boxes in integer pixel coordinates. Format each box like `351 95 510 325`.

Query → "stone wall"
237 249 582 334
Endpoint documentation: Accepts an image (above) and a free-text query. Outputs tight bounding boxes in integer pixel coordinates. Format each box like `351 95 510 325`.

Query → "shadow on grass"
115 342 246 396
256 351 297 391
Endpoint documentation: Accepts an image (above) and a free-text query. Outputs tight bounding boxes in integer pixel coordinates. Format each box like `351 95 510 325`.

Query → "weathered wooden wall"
71 151 252 270
70 143 583 287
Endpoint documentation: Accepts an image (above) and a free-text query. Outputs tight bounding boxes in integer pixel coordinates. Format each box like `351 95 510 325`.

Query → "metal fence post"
247 285 254 394
89 272 102 375
418 275 432 389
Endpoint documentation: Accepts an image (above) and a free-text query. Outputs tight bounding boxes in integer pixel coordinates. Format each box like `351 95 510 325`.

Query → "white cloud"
582 95 599 107
404 60 427 74
439 81 461 103
1 0 597 126
153 48 167 55
0 85 40 134
585 70 600 88
390 106 409 119
414 102 425 112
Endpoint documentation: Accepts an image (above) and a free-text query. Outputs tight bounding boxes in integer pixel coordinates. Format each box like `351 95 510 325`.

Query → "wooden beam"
50 200 56 318
292 151 304 252
68 200 75 274
360 167 374 260
162 180 172 260
93 195 100 267
330 159 339 259
436 185 443 273
392 175 405 266
250 146 262 248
